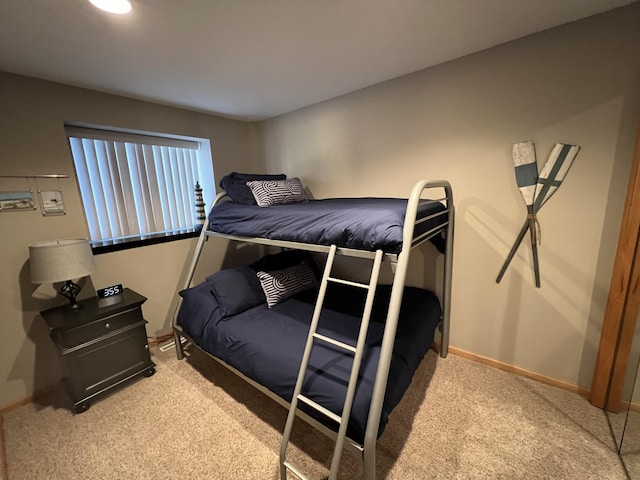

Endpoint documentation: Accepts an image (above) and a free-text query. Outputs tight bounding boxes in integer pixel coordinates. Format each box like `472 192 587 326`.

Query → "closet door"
620 358 640 477
591 121 640 411
606 308 640 454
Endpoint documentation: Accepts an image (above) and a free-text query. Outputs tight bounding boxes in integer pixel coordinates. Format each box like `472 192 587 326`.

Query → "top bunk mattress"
208 197 447 254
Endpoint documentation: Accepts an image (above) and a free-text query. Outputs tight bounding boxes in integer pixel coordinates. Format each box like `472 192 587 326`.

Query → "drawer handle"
105 323 111 328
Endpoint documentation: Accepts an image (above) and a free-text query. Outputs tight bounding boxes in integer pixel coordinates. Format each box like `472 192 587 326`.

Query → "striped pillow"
246 177 307 207
257 262 318 308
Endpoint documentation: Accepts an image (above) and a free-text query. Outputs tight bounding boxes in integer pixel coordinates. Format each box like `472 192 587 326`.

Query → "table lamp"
29 238 96 308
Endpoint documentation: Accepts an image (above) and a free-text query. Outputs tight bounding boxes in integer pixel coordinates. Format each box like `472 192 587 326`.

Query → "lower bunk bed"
177 252 442 446
172 176 454 479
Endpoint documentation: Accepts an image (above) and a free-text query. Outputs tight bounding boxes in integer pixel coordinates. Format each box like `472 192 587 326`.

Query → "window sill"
90 227 202 255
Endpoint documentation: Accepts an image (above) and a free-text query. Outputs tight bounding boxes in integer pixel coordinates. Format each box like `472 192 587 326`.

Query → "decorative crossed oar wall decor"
496 141 581 287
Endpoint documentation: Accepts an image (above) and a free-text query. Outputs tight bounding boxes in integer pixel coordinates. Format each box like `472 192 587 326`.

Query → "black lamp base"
60 280 82 308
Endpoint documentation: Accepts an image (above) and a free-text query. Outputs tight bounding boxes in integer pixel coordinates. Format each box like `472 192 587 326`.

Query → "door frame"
591 121 640 411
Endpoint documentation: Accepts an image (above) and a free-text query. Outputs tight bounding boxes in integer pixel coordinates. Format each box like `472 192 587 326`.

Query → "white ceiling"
0 0 636 121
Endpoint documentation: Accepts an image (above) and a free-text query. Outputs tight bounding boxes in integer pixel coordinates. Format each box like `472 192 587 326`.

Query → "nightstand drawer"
63 325 152 400
55 307 143 347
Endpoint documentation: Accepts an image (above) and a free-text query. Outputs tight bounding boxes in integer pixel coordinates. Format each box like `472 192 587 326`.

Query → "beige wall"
260 5 640 388
0 72 256 407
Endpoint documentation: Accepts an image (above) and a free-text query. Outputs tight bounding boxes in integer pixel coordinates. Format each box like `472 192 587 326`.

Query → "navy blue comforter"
178 282 441 443
208 198 447 253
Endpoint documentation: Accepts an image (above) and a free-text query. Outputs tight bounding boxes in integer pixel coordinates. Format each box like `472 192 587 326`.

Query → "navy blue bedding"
208 198 447 254
178 281 441 443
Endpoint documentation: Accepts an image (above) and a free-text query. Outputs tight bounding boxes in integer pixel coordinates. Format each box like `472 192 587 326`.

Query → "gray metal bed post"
172 193 228 360
439 182 454 358
362 180 453 479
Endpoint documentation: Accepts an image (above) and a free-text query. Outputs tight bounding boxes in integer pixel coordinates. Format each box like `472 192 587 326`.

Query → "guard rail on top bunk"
172 179 454 361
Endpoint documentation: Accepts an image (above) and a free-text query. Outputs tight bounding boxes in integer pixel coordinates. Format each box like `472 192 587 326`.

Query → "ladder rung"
313 333 356 353
283 461 310 480
327 277 369 289
297 394 341 424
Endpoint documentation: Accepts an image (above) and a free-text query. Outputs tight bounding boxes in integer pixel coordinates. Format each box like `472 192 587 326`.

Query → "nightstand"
40 288 156 413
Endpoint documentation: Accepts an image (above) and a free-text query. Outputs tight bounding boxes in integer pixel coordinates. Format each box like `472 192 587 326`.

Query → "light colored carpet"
2 345 628 479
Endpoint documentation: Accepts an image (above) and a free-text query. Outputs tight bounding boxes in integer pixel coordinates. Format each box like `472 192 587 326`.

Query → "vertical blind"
67 128 201 244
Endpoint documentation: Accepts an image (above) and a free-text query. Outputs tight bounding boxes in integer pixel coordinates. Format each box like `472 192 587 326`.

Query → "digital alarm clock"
97 284 123 298
97 284 124 307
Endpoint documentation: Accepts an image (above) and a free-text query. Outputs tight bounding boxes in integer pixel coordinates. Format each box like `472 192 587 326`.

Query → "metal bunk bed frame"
171 179 454 479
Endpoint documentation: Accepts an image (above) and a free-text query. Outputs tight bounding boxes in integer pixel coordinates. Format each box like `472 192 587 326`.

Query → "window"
66 126 214 252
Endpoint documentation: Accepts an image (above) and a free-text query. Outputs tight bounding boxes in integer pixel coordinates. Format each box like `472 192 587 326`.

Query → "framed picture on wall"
0 191 36 212
38 190 66 216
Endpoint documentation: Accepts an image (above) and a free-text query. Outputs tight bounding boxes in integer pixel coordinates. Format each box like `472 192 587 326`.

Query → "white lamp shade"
29 238 96 284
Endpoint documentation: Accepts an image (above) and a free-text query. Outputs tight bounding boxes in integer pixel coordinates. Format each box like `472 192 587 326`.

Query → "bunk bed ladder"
280 244 384 480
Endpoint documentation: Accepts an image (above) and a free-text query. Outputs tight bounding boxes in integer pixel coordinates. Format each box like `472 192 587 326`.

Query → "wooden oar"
530 143 580 285
496 141 539 284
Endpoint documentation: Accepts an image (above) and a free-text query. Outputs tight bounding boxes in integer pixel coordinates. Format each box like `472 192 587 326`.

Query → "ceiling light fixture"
89 0 132 15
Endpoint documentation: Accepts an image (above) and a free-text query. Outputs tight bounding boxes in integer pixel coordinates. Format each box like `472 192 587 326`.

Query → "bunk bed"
172 174 454 480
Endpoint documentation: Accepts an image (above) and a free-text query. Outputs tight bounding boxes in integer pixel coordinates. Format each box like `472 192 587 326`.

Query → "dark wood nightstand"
40 288 156 413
